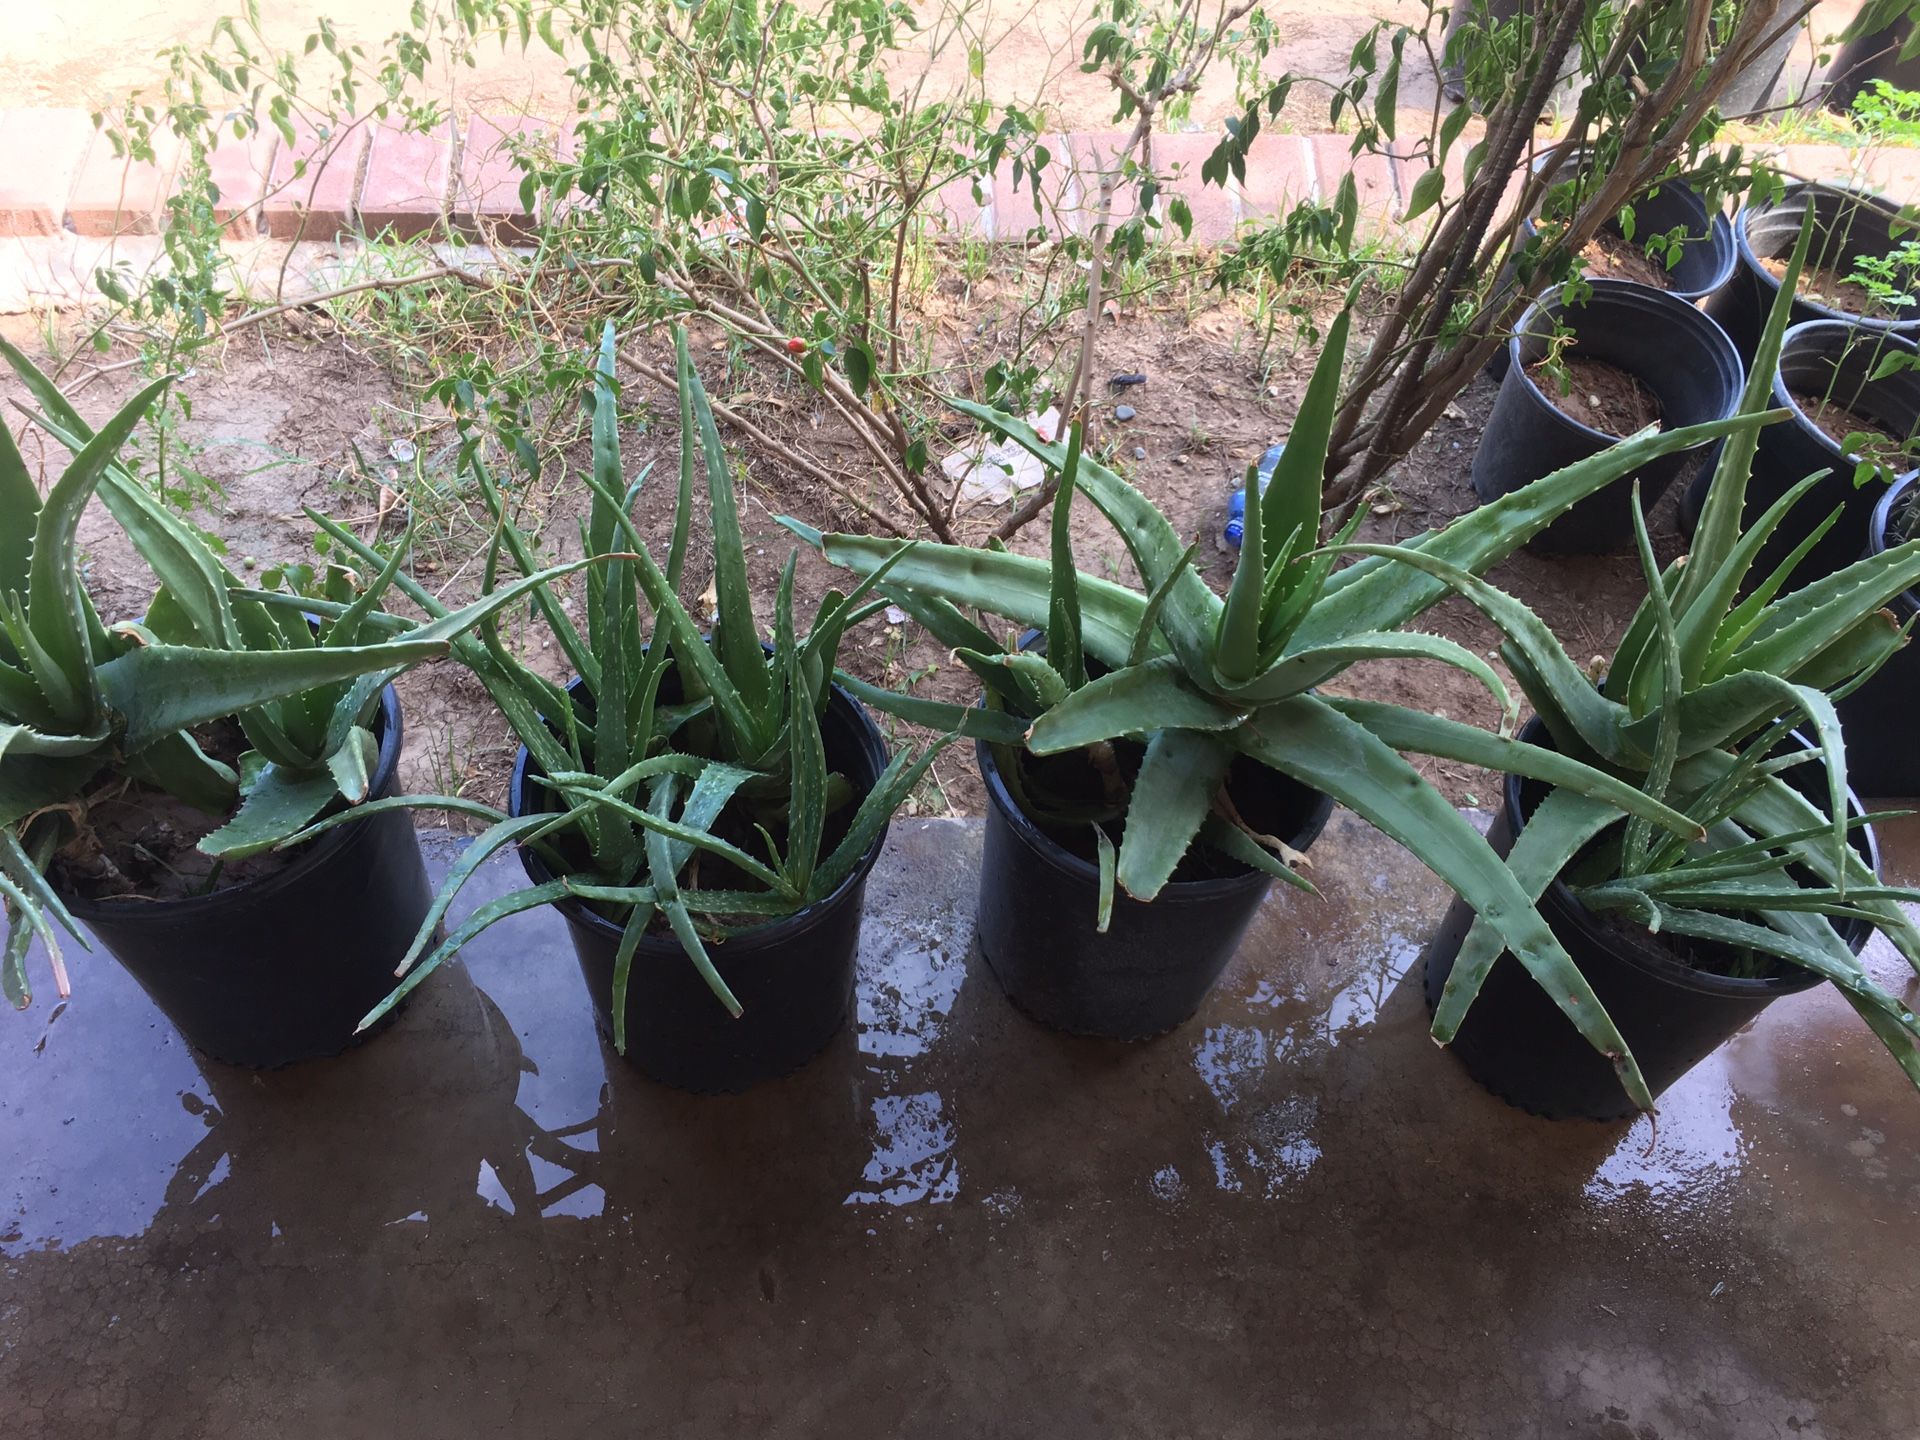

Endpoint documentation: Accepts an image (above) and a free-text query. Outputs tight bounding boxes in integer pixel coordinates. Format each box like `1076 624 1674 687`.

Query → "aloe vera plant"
1380 216 1920 1097
793 300 1776 1109
317 324 942 1051
0 342 600 1010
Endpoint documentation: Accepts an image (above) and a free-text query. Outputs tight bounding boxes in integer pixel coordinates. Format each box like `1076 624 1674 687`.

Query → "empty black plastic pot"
1836 473 1920 798
1422 717 1874 1121
512 678 890 1094
1473 279 1744 554
1679 321 1920 589
1825 18 1920 115
973 738 1333 1040
62 687 435 1069
1706 184 1920 364
1487 162 1737 382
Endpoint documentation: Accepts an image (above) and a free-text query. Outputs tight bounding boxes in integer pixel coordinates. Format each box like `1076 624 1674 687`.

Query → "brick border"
0 105 1911 250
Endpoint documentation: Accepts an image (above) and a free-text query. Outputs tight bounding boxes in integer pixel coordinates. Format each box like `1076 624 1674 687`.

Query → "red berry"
786 337 806 355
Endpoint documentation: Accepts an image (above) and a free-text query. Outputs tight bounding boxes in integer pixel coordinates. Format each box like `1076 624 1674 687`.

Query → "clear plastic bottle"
1222 443 1286 550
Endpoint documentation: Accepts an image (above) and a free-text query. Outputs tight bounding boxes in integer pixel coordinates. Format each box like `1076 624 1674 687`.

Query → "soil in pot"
55 719 298 900
1528 354 1664 435
975 735 1333 1041
1579 230 1676 290
1759 255 1882 317
1790 389 1902 450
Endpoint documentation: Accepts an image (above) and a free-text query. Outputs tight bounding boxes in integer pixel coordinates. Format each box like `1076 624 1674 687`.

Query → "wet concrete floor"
4 811 1920 1438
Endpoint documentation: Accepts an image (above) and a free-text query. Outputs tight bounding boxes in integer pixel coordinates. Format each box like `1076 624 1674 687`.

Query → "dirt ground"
0 266 1687 827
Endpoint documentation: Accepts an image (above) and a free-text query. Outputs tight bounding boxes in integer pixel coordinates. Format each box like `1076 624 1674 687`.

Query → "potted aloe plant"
0 343 586 1067
791 304 1766 1049
1407 232 1920 1117
310 326 941 1094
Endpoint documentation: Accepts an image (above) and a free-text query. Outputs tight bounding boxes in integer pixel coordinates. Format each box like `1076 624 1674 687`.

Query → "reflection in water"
847 909 969 1209
1323 931 1422 1043
1191 1025 1322 1195
845 1092 960 1206
1585 1052 1744 1207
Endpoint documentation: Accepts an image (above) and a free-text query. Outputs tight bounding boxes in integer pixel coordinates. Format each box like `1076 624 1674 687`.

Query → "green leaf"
941 399 1218 677
1223 629 1513 715
1401 165 1443 223
358 880 571 1033
1049 421 1088 692
1093 825 1116 933
822 670 1029 744
198 763 340 859
1303 411 1776 652
1329 542 1633 763
677 326 771 728
815 531 1154 670
643 775 744 1017
1259 303 1349 582
1216 462 1266 684
1115 729 1233 901
0 413 39 599
1673 207 1811 621
122 728 239 814
814 736 952 898
326 724 379 803
1325 699 1702 840
1025 656 1246 754
786 641 827 893
26 374 173 721
1238 696 1653 1109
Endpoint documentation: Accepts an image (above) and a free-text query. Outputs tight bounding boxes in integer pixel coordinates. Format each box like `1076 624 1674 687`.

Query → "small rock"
1173 455 1189 467
1115 405 1136 421
1133 446 1146 460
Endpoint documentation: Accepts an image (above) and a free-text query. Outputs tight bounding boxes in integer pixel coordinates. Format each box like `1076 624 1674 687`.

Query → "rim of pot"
1503 713 1872 998
1505 278 1745 445
509 676 892 947
63 684 407 920
1520 154 1734 294
971 734 1330 901
1736 182 1920 332
1772 320 1920 469
1868 469 1920 621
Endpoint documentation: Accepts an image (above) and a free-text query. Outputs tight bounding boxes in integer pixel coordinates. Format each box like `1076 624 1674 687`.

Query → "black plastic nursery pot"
62 686 435 1069
1680 321 1920 592
1486 163 1736 383
1705 184 1920 364
1835 473 1920 799
1824 18 1920 116
1422 716 1876 1121
973 737 1334 1041
1473 279 1744 554
511 678 891 1094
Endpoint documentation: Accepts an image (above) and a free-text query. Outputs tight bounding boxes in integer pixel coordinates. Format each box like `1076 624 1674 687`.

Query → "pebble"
1114 405 1136 421
1133 446 1146 460
1173 455 1189 466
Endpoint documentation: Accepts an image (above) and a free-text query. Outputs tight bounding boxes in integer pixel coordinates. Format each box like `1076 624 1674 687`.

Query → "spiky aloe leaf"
0 409 38 599
822 670 1028 745
1216 462 1266 685
813 735 953 898
24 375 173 724
944 399 1220 678
676 327 772 728
1236 694 1653 1109
1115 729 1233 901
1299 410 1777 653
358 879 571 1033
1024 656 1246 754
1093 825 1117 933
643 774 744 1017
1218 630 1514 716
1325 699 1702 840
1049 421 1088 692
199 764 341 860
121 729 239 815
1261 304 1350 573
814 533 1154 669
1673 205 1811 622
1332 542 1637 764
